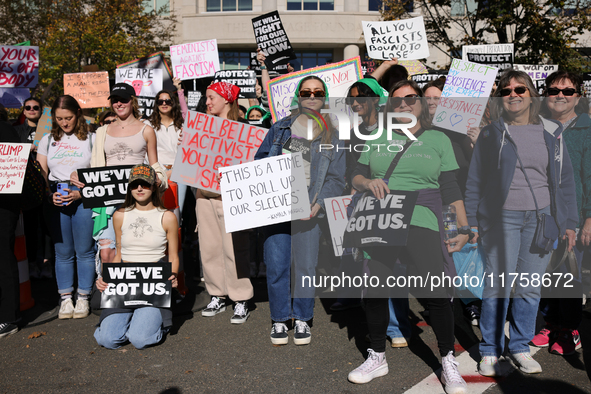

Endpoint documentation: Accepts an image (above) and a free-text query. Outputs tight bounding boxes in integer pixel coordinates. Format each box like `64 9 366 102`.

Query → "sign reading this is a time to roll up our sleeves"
170 39 220 80
362 17 429 61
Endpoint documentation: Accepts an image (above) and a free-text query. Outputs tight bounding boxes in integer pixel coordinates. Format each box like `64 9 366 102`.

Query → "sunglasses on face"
346 94 369 106
547 87 578 97
130 181 152 190
499 86 528 96
25 105 40 111
391 94 419 108
111 97 131 104
299 89 326 98
103 119 116 125
157 99 173 106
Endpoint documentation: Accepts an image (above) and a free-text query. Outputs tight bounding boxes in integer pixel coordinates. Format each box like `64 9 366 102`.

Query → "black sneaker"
0 323 18 338
294 320 311 345
230 301 250 324
270 322 289 345
201 296 226 317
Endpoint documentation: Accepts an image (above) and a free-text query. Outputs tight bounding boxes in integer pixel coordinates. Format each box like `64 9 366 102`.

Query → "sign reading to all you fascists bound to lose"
101 263 172 309
0 143 31 194
252 11 297 67
170 39 220 80
213 70 257 99
219 152 311 233
324 195 353 257
64 72 110 108
432 58 498 134
170 110 268 194
362 17 429 61
0 45 39 87
77 165 133 208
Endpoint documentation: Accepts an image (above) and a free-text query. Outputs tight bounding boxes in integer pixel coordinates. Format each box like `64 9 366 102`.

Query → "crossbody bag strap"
383 128 425 180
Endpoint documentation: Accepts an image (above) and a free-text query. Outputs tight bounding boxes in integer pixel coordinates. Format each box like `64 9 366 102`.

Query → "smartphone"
56 182 69 206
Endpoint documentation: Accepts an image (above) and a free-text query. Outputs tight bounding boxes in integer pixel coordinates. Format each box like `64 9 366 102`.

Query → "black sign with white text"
213 70 257 98
252 11 297 67
78 165 133 208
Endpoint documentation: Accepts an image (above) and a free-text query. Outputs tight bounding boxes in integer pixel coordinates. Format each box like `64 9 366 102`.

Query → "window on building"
293 51 333 70
368 0 414 12
287 0 334 11
207 0 252 11
143 0 170 14
218 51 251 69
451 0 478 16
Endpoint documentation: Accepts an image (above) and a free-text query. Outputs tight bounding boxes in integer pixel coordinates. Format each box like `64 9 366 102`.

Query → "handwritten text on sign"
115 68 163 98
220 152 310 233
0 143 31 194
0 45 39 87
77 165 133 208
64 72 110 108
324 195 353 256
170 111 268 193
362 17 429 61
170 39 220 80
432 58 497 134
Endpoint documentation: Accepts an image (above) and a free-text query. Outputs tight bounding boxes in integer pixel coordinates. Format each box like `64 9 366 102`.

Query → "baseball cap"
129 164 156 185
108 83 136 100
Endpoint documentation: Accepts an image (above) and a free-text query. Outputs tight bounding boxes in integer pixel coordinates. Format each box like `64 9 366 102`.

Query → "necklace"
118 118 136 129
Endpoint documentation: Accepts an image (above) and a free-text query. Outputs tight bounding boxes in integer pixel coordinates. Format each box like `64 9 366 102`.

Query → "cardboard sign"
324 195 353 256
398 60 428 76
513 64 559 93
219 152 310 233
170 39 220 80
0 45 39 87
33 107 52 147
267 57 363 122
462 44 514 71
77 165 133 208
432 59 498 134
362 18 429 61
170 111 268 193
411 72 448 89
252 11 297 67
213 70 257 99
0 143 31 194
115 68 163 117
187 91 202 111
0 88 30 108
117 51 174 91
63 72 110 108
101 262 172 309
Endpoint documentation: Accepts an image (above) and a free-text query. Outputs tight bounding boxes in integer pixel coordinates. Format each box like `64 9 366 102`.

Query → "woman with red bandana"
198 81 253 325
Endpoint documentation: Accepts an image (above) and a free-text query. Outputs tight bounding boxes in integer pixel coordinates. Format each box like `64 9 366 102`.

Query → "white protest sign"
362 17 429 61
219 152 310 233
432 58 497 134
0 45 39 88
324 195 353 256
170 39 220 80
115 68 163 97
0 143 31 193
513 64 559 93
0 88 30 108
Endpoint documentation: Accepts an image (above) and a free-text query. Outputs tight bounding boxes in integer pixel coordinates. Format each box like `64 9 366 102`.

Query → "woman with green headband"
246 105 272 128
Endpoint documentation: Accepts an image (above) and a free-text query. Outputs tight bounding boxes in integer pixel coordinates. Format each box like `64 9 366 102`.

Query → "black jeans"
0 206 20 324
364 226 455 355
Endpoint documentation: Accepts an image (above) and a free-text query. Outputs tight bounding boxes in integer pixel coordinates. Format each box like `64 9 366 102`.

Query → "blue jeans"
51 201 96 295
94 307 165 349
479 207 552 357
177 183 187 216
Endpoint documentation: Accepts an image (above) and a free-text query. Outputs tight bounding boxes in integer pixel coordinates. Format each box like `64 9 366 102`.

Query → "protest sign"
267 57 363 122
250 51 289 76
101 262 172 309
33 107 52 147
583 73 591 97
115 68 163 117
342 191 418 248
0 88 30 108
0 45 39 87
118 51 174 91
219 152 310 233
187 91 202 111
170 39 220 80
513 64 559 93
252 11 297 67
77 165 133 208
63 72 110 108
213 70 257 99
411 72 448 89
462 44 514 71
170 110 268 194
362 17 429 61
432 58 498 134
324 195 353 256
361 60 376 75
0 143 31 194
398 60 428 76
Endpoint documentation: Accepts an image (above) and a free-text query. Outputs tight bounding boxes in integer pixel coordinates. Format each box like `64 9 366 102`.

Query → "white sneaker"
348 349 388 384
441 351 467 394
478 355 501 376
270 322 289 345
58 298 74 319
293 320 311 345
230 301 249 324
201 296 226 317
508 352 542 374
73 298 89 319
390 337 409 348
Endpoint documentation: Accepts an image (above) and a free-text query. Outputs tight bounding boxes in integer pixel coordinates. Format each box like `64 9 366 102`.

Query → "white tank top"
105 125 148 166
120 207 167 263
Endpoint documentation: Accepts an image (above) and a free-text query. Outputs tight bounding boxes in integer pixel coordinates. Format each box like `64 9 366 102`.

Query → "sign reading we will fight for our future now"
170 111 268 194
170 39 220 80
431 59 498 134
362 17 429 61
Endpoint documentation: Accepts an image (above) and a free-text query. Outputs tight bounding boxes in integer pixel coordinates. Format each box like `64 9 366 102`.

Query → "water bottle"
442 205 457 247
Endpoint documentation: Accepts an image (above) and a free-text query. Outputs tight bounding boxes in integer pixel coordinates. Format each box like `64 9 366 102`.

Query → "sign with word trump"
0 143 31 194
362 17 429 61
324 195 353 256
0 45 39 87
77 165 133 208
170 111 268 194
64 72 110 108
170 39 220 80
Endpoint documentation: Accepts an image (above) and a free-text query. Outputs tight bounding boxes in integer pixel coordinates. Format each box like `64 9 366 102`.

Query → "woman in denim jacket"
255 76 345 346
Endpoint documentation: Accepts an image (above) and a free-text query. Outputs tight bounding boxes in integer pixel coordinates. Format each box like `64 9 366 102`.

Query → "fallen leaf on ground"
185 370 193 374
118 349 127 353
26 345 29 348
28 332 46 339
333 369 338 372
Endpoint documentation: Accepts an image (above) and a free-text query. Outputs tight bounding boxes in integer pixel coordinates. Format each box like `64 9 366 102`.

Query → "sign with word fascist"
432 58 498 134
33 107 52 147
324 195 353 256
343 191 418 248
252 11 297 67
101 263 172 309
0 143 31 193
170 39 220 80
115 68 163 117
170 111 268 194
213 70 257 99
0 45 39 87
513 64 559 93
463 44 514 72
362 17 429 61
64 72 110 108
118 51 174 91
77 165 133 208
220 152 310 233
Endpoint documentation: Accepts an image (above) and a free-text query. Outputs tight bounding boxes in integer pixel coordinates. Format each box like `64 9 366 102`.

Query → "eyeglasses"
346 94 369 106
391 94 419 108
111 97 131 104
157 99 173 106
547 87 578 97
299 90 326 98
25 105 40 111
103 119 115 125
499 86 528 96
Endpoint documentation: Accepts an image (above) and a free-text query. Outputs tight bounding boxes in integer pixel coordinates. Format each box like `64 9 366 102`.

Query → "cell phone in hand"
57 182 69 206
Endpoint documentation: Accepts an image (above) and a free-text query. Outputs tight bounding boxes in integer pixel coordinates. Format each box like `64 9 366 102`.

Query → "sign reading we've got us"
77 165 133 208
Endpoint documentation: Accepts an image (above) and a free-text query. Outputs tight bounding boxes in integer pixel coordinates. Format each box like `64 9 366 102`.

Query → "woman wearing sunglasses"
348 80 471 393
15 97 43 146
255 76 345 346
465 70 577 376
